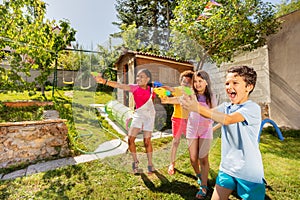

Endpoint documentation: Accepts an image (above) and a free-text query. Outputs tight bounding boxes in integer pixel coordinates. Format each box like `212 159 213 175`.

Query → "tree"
276 0 300 17
171 0 281 69
97 38 119 81
113 0 178 53
114 0 177 29
0 0 76 96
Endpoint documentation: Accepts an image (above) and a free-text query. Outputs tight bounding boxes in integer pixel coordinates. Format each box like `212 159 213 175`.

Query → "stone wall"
0 119 70 168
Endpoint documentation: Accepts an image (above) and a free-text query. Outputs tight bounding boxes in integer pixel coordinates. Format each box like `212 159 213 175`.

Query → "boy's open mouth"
228 91 237 99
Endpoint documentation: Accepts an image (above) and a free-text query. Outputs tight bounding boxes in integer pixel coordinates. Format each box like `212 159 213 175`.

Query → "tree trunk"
41 84 47 100
196 52 209 71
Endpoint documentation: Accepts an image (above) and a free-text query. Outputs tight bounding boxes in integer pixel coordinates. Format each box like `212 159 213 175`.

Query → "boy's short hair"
179 70 194 82
227 66 257 94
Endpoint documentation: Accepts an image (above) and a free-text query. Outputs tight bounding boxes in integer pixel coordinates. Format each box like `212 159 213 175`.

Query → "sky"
44 0 119 50
44 0 282 50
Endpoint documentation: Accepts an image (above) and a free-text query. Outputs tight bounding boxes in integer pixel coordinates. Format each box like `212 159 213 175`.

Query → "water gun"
197 0 222 20
153 81 163 87
153 88 171 98
182 86 193 95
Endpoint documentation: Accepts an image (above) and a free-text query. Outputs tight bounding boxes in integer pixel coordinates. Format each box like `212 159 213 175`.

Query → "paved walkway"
1 104 172 181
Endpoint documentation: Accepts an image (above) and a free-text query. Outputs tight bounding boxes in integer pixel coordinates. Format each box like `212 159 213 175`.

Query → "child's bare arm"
92 73 130 90
213 123 222 132
161 97 180 104
180 95 245 125
161 85 175 92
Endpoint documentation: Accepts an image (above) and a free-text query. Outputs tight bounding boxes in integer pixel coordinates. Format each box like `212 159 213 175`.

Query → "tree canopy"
171 0 281 69
114 0 177 29
113 0 178 53
276 0 300 17
0 0 76 93
111 0 281 70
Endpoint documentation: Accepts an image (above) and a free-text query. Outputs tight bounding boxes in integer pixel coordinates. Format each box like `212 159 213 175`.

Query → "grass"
0 90 299 199
0 128 299 200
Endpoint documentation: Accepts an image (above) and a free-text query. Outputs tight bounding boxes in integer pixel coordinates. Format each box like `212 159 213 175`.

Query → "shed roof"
115 50 194 73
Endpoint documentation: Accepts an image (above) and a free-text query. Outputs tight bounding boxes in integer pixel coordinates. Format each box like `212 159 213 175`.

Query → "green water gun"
182 86 193 95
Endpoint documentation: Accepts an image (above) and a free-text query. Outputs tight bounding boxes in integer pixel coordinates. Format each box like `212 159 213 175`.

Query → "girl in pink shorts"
186 70 216 199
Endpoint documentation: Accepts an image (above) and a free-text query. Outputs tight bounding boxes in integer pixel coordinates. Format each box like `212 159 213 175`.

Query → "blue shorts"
216 171 266 200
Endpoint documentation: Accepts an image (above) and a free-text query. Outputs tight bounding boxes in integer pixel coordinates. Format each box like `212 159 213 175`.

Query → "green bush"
0 104 47 122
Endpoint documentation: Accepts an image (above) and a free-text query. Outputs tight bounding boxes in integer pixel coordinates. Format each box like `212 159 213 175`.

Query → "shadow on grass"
140 168 246 199
34 165 92 199
176 168 215 199
0 166 86 200
0 184 9 200
141 170 199 199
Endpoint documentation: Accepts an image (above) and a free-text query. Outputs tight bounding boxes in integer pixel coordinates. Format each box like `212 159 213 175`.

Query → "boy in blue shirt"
180 65 265 200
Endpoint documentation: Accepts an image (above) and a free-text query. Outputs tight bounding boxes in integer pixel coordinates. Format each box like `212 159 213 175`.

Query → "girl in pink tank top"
93 68 156 174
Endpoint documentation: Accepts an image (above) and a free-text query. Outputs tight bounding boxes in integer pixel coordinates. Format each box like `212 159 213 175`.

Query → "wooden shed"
114 50 195 108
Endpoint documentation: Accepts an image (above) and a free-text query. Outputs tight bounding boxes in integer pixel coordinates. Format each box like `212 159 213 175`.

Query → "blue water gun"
153 81 163 87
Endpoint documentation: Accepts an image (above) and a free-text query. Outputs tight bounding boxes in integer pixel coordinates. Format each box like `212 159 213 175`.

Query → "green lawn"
0 128 299 200
0 91 299 199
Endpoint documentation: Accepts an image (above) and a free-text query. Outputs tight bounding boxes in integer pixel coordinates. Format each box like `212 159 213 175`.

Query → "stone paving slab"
1 169 27 180
94 139 128 159
26 157 77 176
73 154 98 164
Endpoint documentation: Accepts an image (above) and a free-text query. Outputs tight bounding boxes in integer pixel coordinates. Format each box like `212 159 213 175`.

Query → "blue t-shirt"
217 100 264 183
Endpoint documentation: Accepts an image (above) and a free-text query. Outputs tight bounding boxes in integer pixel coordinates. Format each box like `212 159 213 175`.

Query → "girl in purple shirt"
186 70 216 199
